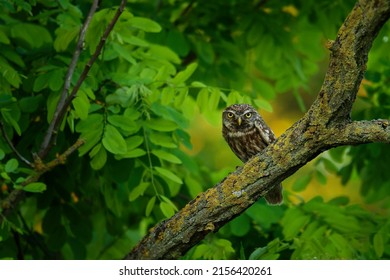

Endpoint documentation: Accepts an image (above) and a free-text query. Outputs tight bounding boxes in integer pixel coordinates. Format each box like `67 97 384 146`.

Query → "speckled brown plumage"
222 104 283 205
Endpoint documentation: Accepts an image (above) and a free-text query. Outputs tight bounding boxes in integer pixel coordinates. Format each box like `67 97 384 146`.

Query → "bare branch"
0 121 32 166
38 0 100 159
38 0 127 159
0 139 85 224
1 0 127 226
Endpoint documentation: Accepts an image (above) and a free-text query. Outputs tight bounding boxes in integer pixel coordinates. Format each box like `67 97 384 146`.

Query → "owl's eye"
245 112 252 118
227 112 234 118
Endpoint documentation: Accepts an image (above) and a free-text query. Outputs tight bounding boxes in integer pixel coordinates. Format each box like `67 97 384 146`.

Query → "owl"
222 104 283 205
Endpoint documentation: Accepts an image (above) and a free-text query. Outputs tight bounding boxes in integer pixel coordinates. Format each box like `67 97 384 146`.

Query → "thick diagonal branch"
126 0 390 260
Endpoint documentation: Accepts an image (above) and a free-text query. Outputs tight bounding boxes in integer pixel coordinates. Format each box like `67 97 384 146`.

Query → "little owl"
222 103 283 205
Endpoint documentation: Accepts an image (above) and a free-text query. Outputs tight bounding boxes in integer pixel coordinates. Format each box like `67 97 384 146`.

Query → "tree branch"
0 121 32 166
38 0 100 159
325 120 390 146
1 0 127 226
61 0 127 115
125 0 390 260
38 0 127 159
0 139 85 224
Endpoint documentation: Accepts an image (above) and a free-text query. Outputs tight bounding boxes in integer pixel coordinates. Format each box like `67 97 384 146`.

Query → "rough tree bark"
125 0 390 260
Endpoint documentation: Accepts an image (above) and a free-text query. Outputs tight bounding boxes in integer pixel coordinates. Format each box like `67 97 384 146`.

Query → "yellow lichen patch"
169 202 192 234
282 5 299 17
204 222 215 232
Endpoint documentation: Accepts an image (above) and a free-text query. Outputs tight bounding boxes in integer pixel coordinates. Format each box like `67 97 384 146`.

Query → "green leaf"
185 176 203 198
149 132 177 148
322 157 339 173
195 41 215 64
170 62 198 85
230 214 250 237
155 167 183 184
281 208 311 240
373 231 384 258
249 247 268 260
0 149 5 160
129 17 162 33
33 73 49 92
293 89 306 112
227 90 242 105
54 25 80 52
108 115 140 133
152 150 182 164
129 182 149 202
122 35 149 47
150 103 189 129
23 182 47 193
149 45 181 64
208 88 220 110
145 196 156 216
48 69 65 91
1 110 21 136
119 148 146 159
0 29 10 44
160 195 178 210
125 136 144 151
5 158 18 173
1 172 11 180
11 23 52 49
191 81 207 88
0 57 21 88
253 80 276 99
76 114 104 156
254 98 273 112
292 173 312 192
161 87 175 105
315 170 327 185
144 119 178 132
90 145 107 170
160 201 175 218
19 95 44 113
72 93 90 120
197 87 209 112
0 94 16 107
102 124 127 155
112 43 137 64
166 30 190 56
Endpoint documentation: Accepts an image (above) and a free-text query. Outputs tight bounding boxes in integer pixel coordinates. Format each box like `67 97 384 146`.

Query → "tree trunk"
125 0 390 260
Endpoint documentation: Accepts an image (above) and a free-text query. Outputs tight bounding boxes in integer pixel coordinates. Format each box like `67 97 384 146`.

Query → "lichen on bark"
125 0 390 260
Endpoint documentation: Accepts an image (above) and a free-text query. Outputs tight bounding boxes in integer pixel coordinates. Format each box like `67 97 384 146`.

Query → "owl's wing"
254 117 276 145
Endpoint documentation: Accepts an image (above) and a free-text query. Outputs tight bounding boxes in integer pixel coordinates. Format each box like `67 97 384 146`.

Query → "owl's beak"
237 117 242 126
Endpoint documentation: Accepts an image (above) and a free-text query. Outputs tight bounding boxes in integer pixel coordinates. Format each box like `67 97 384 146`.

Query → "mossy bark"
126 0 390 260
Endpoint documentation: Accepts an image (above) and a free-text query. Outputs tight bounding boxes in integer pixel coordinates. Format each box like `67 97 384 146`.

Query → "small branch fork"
0 121 32 166
38 0 99 159
0 139 85 224
38 0 127 159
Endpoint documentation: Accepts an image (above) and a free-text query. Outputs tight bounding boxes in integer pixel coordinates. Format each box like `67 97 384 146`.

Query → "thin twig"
38 0 100 159
0 139 85 224
38 0 127 159
0 121 32 166
60 0 128 121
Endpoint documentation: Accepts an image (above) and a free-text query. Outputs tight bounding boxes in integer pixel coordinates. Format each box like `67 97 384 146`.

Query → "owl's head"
222 104 258 131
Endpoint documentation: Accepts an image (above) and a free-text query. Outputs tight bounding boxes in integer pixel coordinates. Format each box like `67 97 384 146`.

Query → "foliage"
0 0 389 260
